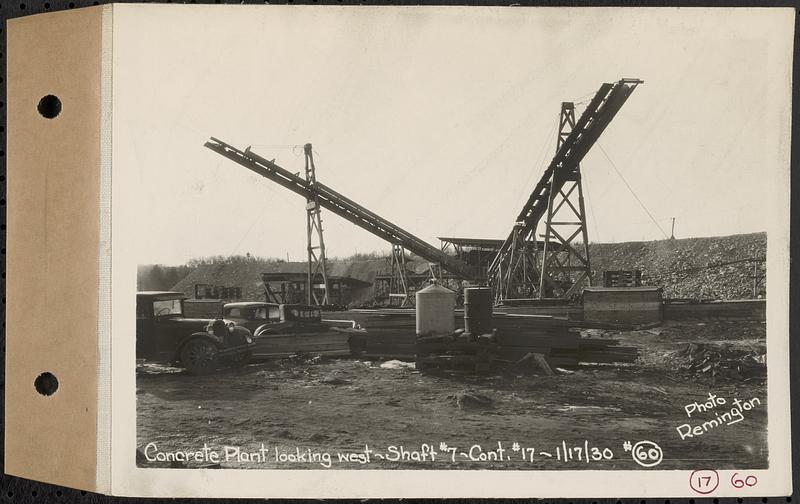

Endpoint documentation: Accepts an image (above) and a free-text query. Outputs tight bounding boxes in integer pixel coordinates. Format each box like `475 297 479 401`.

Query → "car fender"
228 325 254 346
253 324 279 338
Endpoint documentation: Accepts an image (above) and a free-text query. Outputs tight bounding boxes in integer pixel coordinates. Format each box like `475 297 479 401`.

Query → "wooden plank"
544 356 580 367
577 351 639 363
495 333 579 349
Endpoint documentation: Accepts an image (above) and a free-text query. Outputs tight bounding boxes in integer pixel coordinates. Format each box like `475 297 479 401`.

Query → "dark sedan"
222 301 362 358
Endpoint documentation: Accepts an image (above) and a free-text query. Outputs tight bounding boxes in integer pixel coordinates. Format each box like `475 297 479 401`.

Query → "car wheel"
180 339 219 375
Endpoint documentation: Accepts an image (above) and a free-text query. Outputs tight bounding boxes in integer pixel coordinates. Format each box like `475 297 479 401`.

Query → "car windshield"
153 298 183 317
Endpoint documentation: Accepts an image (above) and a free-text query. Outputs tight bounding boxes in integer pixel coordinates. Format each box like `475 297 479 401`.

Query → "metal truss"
491 224 539 304
389 244 411 307
304 143 330 306
539 102 592 299
427 262 442 285
487 78 642 303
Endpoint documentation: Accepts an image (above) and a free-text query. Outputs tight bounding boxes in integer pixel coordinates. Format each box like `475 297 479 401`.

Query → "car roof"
223 301 277 309
137 291 187 300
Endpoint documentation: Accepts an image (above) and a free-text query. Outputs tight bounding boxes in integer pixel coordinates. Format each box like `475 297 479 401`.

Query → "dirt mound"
590 232 765 299
664 342 766 381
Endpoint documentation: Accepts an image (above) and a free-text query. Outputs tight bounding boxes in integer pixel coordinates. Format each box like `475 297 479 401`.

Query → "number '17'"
698 476 713 487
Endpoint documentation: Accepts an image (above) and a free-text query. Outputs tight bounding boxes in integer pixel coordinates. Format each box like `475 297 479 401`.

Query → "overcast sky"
112 6 793 266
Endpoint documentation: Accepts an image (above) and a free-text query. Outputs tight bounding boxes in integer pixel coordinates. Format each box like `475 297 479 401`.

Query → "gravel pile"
589 232 766 299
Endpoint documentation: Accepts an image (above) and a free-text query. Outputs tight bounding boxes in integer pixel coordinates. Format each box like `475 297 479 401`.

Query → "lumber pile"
416 331 498 372
326 309 639 366
492 325 579 367
325 310 417 358
574 338 639 364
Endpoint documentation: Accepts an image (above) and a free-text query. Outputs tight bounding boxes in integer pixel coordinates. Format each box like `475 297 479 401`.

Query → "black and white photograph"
104 4 792 497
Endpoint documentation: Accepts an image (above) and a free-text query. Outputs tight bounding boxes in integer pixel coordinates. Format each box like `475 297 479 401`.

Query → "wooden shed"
583 286 663 325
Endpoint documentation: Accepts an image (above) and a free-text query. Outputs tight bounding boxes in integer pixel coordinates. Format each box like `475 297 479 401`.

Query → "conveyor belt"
488 78 642 279
205 139 476 279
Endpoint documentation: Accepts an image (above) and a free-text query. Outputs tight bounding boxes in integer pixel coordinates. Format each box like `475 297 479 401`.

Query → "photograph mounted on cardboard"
100 4 791 498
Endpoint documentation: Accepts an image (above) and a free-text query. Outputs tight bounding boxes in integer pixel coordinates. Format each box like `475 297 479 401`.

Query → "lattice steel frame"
539 102 592 299
485 79 641 304
304 143 330 306
389 243 411 307
492 224 539 304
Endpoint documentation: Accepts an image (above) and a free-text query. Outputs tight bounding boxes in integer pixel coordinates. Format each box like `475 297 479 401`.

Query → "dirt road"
136 320 767 471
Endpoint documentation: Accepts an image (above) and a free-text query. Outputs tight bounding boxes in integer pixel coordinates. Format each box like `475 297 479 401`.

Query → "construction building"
171 259 386 308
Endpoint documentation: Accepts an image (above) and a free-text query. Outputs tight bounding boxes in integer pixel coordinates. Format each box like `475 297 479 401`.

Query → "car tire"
180 339 219 376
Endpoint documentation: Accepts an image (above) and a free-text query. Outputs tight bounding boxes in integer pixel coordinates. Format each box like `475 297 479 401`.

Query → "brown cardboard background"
5 6 102 491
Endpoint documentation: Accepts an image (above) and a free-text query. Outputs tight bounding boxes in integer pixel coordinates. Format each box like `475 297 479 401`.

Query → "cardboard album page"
7 4 795 498
6 6 108 492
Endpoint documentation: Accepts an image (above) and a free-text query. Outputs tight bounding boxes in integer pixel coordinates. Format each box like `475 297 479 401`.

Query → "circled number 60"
730 473 758 489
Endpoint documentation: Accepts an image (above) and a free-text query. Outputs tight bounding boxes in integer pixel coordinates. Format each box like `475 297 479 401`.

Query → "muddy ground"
136 319 767 471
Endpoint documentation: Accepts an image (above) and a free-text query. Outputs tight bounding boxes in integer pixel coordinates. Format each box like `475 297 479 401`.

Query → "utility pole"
670 217 676 240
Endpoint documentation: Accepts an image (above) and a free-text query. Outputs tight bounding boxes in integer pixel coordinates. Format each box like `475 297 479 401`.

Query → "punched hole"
34 372 58 396
37 94 61 119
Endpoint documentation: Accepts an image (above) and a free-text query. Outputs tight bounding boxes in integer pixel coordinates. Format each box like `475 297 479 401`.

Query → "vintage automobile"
222 301 364 358
136 291 256 375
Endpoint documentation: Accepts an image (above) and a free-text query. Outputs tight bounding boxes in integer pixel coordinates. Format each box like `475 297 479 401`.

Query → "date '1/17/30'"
431 440 662 467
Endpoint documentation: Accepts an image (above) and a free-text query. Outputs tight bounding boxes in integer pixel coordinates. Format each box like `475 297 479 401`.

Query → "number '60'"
730 473 757 488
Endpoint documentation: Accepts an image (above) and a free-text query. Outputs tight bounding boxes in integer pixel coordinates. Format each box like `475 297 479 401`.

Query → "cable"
596 142 670 239
571 89 597 107
248 144 304 148
228 187 279 257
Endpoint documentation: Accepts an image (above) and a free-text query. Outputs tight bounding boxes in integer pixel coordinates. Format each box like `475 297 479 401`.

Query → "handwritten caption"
142 440 662 468
676 392 761 439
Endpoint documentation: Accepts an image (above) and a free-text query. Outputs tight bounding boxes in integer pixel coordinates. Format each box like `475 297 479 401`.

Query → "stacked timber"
477 313 581 367
573 338 638 364
416 331 498 372
326 309 638 366
325 310 417 358
493 327 579 367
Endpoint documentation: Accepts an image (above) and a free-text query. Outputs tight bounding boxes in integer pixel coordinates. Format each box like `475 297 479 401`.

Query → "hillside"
588 232 766 299
137 263 194 291
143 232 767 302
